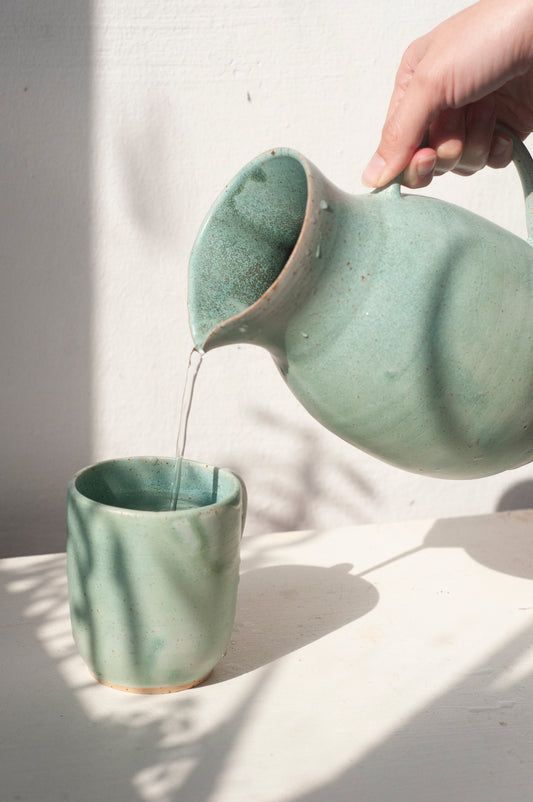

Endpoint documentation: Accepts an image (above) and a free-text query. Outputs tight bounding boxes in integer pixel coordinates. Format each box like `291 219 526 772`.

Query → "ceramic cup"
67 457 245 694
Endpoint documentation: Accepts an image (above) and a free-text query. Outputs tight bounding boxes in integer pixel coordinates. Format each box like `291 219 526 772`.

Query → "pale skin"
362 0 533 189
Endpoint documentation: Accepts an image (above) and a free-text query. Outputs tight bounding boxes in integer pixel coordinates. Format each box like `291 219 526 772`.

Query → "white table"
3 511 533 801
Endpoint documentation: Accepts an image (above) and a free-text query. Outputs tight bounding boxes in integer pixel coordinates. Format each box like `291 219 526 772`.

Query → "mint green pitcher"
188 133 533 479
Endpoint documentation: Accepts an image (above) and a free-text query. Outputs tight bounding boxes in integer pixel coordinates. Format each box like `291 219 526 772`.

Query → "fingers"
429 107 465 174
362 42 513 190
362 76 438 188
451 98 496 175
428 101 514 178
486 131 514 169
375 98 513 189
362 39 439 188
401 107 465 188
402 148 438 189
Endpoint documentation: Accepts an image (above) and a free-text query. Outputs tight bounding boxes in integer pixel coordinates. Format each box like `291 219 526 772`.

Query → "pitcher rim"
199 146 317 352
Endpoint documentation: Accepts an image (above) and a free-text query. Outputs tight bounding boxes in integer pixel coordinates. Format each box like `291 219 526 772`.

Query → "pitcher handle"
383 124 533 244
499 124 533 245
234 473 247 537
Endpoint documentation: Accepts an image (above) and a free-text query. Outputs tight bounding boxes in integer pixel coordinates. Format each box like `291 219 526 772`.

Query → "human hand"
362 0 533 189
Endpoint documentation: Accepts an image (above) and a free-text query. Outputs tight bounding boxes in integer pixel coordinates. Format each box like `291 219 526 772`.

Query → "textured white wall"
0 0 92 557
3 0 533 555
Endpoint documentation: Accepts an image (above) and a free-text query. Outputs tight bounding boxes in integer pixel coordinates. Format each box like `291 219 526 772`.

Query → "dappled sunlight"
4 511 533 800
486 641 533 693
285 619 533 802
0 551 278 801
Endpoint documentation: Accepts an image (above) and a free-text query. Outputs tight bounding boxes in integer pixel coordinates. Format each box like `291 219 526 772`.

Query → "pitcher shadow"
497 479 533 513
419 509 533 581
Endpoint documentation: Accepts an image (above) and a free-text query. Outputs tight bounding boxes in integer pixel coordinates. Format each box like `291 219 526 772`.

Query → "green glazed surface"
189 135 533 479
67 457 245 691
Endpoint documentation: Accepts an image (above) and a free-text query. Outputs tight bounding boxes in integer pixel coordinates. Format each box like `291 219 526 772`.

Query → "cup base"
91 671 211 694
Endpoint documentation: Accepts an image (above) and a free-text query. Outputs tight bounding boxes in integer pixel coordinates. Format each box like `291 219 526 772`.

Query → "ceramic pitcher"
188 131 533 479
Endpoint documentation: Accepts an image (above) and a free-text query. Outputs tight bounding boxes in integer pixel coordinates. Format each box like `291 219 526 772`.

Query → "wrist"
479 0 533 63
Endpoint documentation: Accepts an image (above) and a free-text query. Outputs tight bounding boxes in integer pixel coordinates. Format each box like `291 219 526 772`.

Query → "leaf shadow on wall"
225 405 376 536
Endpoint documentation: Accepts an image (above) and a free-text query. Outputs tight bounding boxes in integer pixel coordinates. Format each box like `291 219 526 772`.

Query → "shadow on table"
497 480 533 514
284 618 533 802
0 554 279 802
5 509 533 801
209 562 379 682
281 510 533 802
353 509 533 583
1 538 378 800
423 508 533 580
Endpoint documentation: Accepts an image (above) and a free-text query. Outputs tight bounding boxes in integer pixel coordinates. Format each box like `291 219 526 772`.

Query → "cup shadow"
207 562 378 683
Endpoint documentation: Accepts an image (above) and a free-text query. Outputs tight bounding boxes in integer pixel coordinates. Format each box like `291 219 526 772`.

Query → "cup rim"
68 456 243 517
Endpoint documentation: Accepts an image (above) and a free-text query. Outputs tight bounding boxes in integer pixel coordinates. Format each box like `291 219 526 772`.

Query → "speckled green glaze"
189 134 533 480
67 457 245 692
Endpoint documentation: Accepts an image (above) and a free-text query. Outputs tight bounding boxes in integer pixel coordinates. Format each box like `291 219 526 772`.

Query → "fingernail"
362 152 387 187
492 134 512 159
436 139 462 162
417 154 437 178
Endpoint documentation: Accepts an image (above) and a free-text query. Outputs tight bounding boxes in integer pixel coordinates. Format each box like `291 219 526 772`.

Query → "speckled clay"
189 133 533 479
67 457 246 693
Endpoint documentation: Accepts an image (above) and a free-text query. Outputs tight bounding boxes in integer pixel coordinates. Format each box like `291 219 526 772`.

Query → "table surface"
3 510 533 802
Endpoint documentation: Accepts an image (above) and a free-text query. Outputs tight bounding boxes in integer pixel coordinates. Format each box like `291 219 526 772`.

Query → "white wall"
3 0 533 556
0 0 92 557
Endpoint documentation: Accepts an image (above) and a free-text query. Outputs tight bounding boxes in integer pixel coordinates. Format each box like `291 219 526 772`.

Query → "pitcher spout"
187 146 340 356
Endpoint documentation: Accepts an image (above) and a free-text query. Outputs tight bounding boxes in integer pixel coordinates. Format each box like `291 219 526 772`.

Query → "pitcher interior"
188 153 308 348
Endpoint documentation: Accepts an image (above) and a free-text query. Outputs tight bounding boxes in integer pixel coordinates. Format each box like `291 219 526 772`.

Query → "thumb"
363 72 440 188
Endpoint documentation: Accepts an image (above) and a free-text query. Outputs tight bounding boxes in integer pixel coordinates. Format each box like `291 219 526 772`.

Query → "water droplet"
315 243 321 258
319 199 329 210
301 332 309 339
238 324 248 333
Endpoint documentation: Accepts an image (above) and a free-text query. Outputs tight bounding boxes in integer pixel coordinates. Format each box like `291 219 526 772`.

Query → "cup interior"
73 457 240 512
